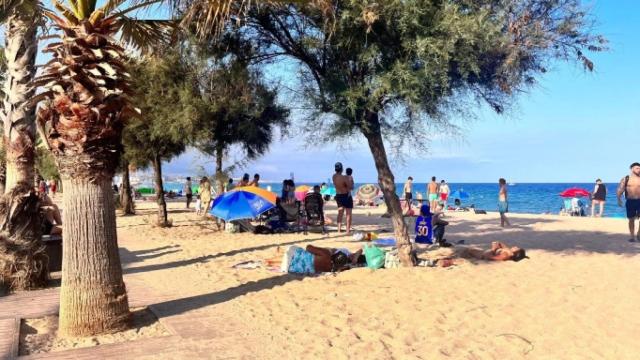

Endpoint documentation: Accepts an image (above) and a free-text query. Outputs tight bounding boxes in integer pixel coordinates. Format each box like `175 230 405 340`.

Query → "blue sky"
9 1 635 183
164 1 640 183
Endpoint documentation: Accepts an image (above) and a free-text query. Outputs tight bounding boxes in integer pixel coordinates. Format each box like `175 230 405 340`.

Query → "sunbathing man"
456 241 526 261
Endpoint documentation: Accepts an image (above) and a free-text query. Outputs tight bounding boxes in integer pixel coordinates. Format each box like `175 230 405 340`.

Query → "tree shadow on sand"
447 216 640 256
120 235 332 275
150 274 303 318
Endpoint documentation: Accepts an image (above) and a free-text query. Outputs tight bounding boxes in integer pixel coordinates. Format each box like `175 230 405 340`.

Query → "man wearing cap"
617 162 640 242
332 162 353 234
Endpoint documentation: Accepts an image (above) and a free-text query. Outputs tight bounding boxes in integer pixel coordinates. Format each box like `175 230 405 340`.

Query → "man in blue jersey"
415 205 433 244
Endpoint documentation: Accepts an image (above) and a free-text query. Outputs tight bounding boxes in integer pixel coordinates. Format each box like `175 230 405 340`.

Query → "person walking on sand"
617 162 640 242
427 176 439 210
184 177 193 209
439 180 450 211
591 179 607 217
498 178 511 227
404 177 414 213
333 162 353 235
199 177 212 213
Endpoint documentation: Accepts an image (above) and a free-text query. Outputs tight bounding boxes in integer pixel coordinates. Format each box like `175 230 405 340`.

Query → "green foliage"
193 39 290 168
123 52 200 167
35 143 60 181
247 0 606 143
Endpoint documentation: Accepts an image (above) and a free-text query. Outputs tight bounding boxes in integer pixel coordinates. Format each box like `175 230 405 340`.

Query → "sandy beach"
102 200 640 359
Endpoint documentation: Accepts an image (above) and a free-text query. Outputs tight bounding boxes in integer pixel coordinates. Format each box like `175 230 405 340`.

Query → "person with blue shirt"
415 205 434 244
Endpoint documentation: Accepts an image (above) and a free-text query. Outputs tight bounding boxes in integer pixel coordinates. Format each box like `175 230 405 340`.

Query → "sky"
7 1 636 184
162 1 640 183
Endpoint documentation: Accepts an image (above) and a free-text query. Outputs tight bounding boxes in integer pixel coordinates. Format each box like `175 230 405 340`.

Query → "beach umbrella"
210 186 277 221
356 184 381 202
449 189 470 200
560 188 591 198
320 186 336 197
295 185 311 201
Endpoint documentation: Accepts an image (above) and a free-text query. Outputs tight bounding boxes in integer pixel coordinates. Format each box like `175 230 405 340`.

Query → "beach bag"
384 249 400 269
225 222 239 233
363 244 386 269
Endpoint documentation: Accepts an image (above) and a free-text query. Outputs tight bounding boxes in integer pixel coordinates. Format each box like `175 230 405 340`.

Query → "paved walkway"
0 277 253 360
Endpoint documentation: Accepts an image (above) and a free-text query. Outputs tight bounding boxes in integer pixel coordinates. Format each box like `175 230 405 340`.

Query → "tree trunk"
215 145 224 195
120 161 135 215
152 155 168 227
362 112 415 266
2 9 38 193
59 178 130 336
0 182 47 292
0 4 46 292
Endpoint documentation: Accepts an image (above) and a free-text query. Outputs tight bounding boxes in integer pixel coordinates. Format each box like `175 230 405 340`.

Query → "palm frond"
53 0 80 24
177 0 333 39
116 17 178 55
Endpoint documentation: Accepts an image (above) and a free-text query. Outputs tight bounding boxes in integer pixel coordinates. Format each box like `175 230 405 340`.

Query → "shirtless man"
458 241 526 261
617 162 640 242
427 176 439 210
403 177 413 213
332 162 353 234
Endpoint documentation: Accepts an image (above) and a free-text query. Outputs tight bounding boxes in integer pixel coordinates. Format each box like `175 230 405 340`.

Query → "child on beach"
195 195 202 215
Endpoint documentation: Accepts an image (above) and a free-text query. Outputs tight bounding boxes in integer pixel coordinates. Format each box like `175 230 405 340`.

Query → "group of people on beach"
403 176 451 213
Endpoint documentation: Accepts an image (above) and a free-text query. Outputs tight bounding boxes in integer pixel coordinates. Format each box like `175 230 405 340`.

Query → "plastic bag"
363 244 386 269
384 249 400 269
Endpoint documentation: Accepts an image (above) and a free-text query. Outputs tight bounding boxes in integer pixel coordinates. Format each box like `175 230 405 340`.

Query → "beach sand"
111 200 640 359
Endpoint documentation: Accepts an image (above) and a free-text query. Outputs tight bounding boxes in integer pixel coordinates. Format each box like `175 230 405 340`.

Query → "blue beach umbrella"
450 189 470 200
210 186 277 221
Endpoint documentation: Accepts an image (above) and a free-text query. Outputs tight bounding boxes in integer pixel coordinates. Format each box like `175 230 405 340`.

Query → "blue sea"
159 182 626 218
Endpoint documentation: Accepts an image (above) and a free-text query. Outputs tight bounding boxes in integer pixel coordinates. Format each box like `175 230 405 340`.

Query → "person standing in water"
498 178 511 227
617 162 640 242
591 179 607 217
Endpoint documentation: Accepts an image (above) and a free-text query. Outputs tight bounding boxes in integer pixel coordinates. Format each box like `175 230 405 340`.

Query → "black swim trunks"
626 199 640 219
405 192 413 201
335 194 354 209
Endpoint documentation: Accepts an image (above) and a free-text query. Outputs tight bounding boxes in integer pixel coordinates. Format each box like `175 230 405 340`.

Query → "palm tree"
0 1 47 292
0 1 39 193
32 0 172 336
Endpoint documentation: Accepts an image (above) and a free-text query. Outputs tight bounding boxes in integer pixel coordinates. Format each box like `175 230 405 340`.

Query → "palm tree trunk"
120 161 135 215
363 112 415 266
152 154 168 227
0 6 47 292
2 10 37 193
59 177 130 336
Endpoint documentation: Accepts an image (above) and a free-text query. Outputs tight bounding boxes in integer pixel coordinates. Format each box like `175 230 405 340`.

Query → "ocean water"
158 181 626 218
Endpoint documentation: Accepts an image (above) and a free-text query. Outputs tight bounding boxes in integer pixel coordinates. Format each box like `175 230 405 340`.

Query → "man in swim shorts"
428 176 439 210
403 177 413 213
332 162 354 234
617 162 640 242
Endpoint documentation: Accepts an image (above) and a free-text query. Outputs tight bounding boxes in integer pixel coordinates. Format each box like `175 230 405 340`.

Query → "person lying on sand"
419 241 527 267
283 245 364 274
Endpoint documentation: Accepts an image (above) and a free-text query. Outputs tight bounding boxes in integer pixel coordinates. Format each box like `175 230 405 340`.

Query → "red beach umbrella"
560 188 591 198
